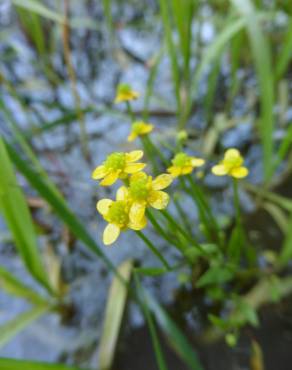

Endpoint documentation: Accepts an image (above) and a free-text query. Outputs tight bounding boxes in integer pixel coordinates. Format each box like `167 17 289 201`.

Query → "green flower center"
107 201 129 226
130 178 150 200
172 153 189 167
224 156 242 170
105 152 126 170
118 83 131 95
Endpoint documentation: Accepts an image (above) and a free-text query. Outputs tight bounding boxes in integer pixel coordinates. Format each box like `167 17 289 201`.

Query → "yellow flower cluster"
92 151 173 245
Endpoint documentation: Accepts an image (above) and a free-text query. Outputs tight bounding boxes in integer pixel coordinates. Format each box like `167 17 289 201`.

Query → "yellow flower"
92 150 146 186
97 187 147 245
167 152 205 177
114 83 140 104
211 148 248 179
127 121 154 142
127 172 173 223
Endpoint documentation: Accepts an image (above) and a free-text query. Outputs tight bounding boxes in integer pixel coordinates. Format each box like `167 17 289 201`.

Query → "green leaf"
0 137 51 292
99 260 133 370
0 266 48 305
0 304 50 348
12 0 64 23
196 266 234 288
0 358 88 370
146 292 204 370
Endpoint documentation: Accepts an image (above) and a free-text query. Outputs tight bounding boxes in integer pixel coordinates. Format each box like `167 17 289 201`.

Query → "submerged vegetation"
1 0 292 369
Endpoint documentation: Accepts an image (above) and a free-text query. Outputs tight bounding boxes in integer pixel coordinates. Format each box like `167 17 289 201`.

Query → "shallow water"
0 1 291 369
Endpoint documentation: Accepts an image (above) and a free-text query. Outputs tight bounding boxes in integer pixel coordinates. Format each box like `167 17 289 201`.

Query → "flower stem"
126 101 135 122
135 230 171 270
147 209 183 251
232 178 241 230
160 209 195 246
184 175 221 245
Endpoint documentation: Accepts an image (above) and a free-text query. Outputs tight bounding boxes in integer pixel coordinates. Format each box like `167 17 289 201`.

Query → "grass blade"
146 292 204 370
158 0 181 113
4 142 122 282
275 17 292 81
231 0 274 181
184 17 246 125
0 358 88 370
0 137 52 293
279 212 292 265
99 260 133 370
0 267 48 305
12 0 64 23
0 304 50 348
134 274 169 370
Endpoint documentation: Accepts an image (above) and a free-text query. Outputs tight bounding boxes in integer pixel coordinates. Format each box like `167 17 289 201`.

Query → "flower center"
224 156 242 170
130 178 150 200
107 201 129 226
118 84 131 95
105 152 126 170
172 153 189 167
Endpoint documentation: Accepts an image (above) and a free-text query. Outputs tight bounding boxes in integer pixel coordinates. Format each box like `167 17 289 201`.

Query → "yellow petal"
130 171 147 182
212 164 227 176
225 148 241 160
190 158 205 167
116 186 129 201
97 199 113 215
230 166 249 179
100 171 119 186
103 223 121 245
127 132 137 142
140 123 153 134
129 202 146 223
181 166 193 175
152 174 173 190
124 162 146 174
167 166 181 177
148 191 169 210
125 150 144 162
92 165 108 180
129 216 147 231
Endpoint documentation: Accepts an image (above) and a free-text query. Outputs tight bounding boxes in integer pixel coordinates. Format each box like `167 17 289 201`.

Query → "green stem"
185 175 221 245
144 136 168 166
135 230 170 270
173 196 193 233
147 210 183 251
232 178 241 230
126 101 135 122
160 209 194 244
141 136 159 174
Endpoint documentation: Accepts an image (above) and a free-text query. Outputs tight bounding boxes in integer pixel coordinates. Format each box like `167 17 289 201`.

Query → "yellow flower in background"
114 83 140 104
127 121 154 142
211 148 248 179
92 150 146 186
97 187 147 245
167 152 205 177
127 172 173 223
